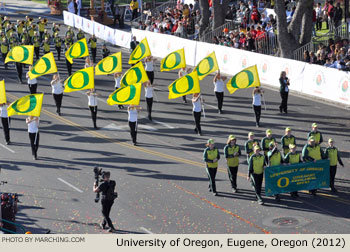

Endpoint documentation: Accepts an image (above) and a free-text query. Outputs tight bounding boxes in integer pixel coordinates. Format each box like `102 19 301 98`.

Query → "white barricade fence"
302 63 350 105
131 29 197 66
63 11 74 27
104 26 116 45
93 21 105 40
115 30 132 49
62 15 350 106
73 14 83 30
81 18 94 35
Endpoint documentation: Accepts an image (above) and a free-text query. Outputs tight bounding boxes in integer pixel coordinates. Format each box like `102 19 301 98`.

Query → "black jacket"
279 77 289 93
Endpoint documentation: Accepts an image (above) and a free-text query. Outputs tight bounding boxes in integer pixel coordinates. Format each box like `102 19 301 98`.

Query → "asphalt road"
0 13 350 234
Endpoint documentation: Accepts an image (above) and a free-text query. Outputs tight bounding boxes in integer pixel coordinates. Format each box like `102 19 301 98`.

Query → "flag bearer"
51 74 64 116
26 116 40 160
128 105 142 145
192 93 202 136
86 89 100 129
224 135 241 193
114 72 124 109
0 102 11 145
144 81 154 121
203 139 220 196
324 138 344 193
26 65 37 94
213 70 227 114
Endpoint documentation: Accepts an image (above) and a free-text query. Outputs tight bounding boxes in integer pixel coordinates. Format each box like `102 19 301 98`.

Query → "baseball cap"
289 144 296 149
312 123 318 128
328 138 334 143
207 139 214 144
248 132 254 136
285 127 291 132
229 135 236 140
266 129 272 134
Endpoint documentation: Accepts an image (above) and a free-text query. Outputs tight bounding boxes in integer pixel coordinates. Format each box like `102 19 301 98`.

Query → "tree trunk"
199 0 210 37
212 0 230 29
299 0 314 45
275 0 314 59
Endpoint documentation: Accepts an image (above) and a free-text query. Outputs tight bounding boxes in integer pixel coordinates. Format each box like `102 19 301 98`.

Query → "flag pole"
153 88 159 103
201 95 206 119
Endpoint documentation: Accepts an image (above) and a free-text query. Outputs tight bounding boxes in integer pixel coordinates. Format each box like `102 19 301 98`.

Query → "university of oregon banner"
65 38 89 64
168 71 200 99
128 38 151 65
28 52 58 80
107 83 141 105
0 80 7 104
95 52 122 75
160 48 186 72
64 67 94 93
5 45 34 65
194 52 219 80
7 93 44 117
120 61 149 87
226 65 261 94
264 160 330 196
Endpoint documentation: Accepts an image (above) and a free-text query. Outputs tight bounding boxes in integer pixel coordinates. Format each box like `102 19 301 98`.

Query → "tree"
212 0 230 29
275 0 314 59
199 0 210 36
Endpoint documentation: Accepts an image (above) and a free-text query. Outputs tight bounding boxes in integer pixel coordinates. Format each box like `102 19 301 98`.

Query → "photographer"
93 171 117 232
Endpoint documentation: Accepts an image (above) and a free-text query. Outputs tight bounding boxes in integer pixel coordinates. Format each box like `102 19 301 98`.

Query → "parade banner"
63 11 74 27
73 14 83 30
264 160 330 196
82 18 94 35
104 26 116 45
93 21 105 40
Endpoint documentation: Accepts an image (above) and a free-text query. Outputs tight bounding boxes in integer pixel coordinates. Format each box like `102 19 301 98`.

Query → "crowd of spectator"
303 38 350 71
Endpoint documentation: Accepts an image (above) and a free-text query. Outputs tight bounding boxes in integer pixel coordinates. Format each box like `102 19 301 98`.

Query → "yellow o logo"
277 177 289 188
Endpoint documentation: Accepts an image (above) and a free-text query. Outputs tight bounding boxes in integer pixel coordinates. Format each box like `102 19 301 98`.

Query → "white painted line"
0 143 15 153
140 227 154 234
138 124 158 131
57 178 83 193
152 119 176 129
205 103 218 109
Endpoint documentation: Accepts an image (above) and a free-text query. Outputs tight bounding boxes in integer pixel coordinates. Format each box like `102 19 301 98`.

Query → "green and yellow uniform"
302 144 322 162
267 148 283 166
38 21 45 33
42 41 50 54
248 153 265 201
17 23 24 37
1 40 9 54
54 36 62 47
88 37 97 48
281 134 296 155
77 31 85 40
324 146 344 191
28 27 35 38
284 152 301 164
245 139 260 159
307 131 323 145
261 137 276 155
203 146 220 194
224 144 241 190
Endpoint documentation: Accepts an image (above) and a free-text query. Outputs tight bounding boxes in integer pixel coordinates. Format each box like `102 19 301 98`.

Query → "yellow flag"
65 38 89 64
168 71 200 99
5 45 34 65
120 61 149 87
95 52 122 75
28 52 58 80
194 52 219 80
64 67 94 93
0 80 6 104
107 83 142 105
128 38 151 65
226 65 261 94
160 48 186 72
7 93 44 117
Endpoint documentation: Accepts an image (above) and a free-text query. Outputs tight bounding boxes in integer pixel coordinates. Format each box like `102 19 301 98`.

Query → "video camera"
93 166 108 203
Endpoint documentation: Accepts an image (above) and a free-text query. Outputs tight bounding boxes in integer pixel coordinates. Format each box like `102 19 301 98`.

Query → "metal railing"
293 22 350 61
0 218 26 234
200 20 241 43
132 0 177 26
254 33 278 56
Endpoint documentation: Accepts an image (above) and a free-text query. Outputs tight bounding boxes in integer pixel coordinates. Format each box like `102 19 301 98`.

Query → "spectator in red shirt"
327 0 335 32
251 6 260 24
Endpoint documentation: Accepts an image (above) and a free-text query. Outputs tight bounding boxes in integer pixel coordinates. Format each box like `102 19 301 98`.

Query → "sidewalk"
0 0 51 16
